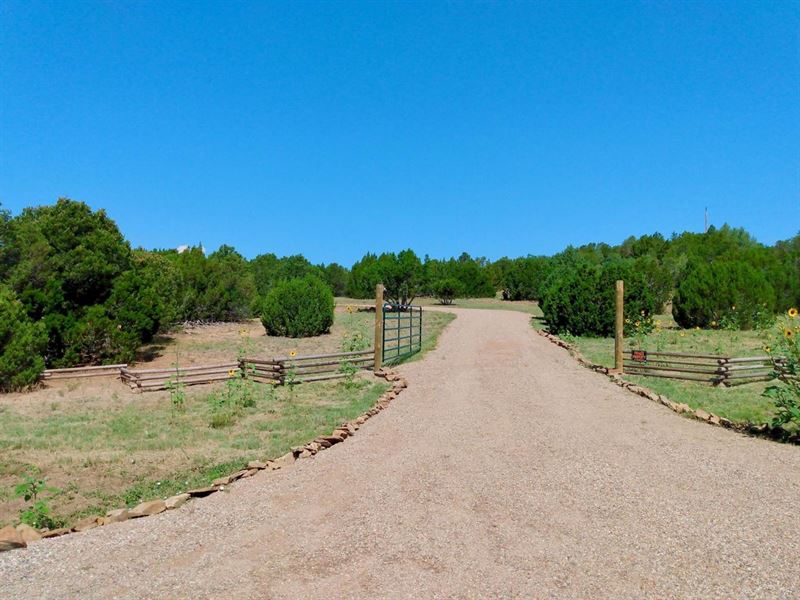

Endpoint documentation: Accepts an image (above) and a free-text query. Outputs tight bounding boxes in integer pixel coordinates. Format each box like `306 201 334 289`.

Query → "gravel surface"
2 308 799 599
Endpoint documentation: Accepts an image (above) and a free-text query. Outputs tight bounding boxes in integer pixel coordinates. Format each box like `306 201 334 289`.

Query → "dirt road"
2 308 799 599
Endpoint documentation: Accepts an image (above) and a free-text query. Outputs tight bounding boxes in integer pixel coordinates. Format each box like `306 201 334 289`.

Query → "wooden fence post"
374 283 385 373
716 357 727 387
615 280 624 373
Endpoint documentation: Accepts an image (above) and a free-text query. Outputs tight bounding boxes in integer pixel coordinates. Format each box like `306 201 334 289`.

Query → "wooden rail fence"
121 362 241 392
38 290 421 392
624 350 787 386
269 349 375 384
42 349 377 392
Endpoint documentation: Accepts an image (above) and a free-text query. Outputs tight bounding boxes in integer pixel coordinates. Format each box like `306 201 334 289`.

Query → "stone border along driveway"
0 368 409 553
535 329 799 444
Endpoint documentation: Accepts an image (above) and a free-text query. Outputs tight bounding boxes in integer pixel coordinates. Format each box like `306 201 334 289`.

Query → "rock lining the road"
535 328 799 443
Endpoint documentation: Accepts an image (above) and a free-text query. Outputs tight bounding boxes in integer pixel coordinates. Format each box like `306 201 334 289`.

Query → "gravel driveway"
2 308 799 599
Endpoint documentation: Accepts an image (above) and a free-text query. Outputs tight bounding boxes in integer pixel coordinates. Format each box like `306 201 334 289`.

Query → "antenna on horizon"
704 207 708 233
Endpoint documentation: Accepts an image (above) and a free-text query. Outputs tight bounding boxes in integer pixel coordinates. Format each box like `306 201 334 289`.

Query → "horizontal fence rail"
624 350 788 386
42 364 127 380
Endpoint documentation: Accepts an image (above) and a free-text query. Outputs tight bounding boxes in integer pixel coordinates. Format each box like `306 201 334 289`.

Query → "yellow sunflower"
785 328 795 340
289 350 297 358
789 307 799 318
227 369 237 378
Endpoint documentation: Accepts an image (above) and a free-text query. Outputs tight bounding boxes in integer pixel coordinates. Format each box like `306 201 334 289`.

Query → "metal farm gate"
382 303 423 364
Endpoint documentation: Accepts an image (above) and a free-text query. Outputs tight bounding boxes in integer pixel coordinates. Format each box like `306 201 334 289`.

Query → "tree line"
1 198 798 389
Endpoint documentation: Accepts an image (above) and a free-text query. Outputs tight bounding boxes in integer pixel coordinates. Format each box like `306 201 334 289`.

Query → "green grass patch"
626 375 777 424
561 313 787 426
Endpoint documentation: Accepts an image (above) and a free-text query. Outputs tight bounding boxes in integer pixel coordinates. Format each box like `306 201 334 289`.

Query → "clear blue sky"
1 1 798 265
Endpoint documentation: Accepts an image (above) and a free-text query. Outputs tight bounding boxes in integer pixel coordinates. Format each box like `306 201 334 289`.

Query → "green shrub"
105 265 167 345
0 198 134 366
0 285 47 391
61 305 141 365
348 250 423 304
4 198 131 314
424 253 494 298
204 246 257 321
377 250 423 305
631 255 673 313
503 256 553 301
346 253 382 299
540 258 664 336
672 260 776 330
321 262 350 296
431 278 465 305
164 245 256 323
261 275 334 337
250 253 325 298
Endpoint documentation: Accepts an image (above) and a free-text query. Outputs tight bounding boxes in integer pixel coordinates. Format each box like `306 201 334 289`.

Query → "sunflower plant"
283 350 299 397
166 346 186 414
338 330 369 388
763 308 800 430
628 314 653 350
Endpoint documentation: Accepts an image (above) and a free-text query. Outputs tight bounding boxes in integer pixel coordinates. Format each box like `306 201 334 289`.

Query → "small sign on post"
631 349 647 363
373 283 385 373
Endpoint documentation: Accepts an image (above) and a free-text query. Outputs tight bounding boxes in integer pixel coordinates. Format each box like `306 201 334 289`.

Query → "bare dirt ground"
2 308 799 599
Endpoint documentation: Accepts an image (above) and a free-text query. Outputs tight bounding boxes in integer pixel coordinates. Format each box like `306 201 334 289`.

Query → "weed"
208 369 258 428
14 467 63 529
166 346 186 414
284 355 298 395
338 329 369 388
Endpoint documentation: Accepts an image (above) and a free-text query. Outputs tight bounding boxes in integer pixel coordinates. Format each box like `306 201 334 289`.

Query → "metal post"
398 309 403 357
418 307 422 352
615 280 624 373
373 284 384 373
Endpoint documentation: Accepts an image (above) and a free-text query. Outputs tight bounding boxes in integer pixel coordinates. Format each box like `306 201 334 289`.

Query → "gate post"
615 280 624 373
374 283 385 373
